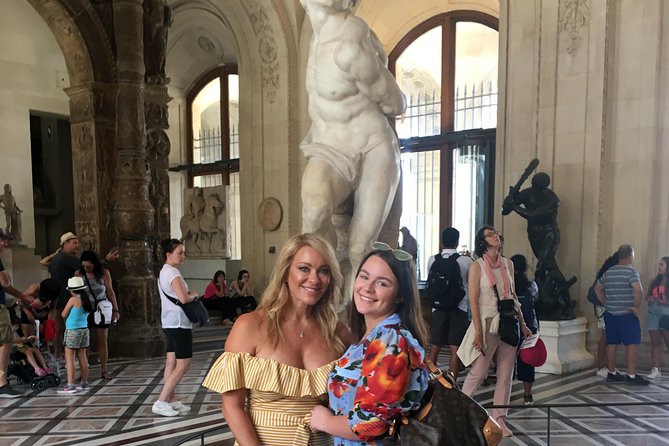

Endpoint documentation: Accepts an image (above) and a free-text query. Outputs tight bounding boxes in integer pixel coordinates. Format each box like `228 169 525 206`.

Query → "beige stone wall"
0 1 69 249
498 0 669 338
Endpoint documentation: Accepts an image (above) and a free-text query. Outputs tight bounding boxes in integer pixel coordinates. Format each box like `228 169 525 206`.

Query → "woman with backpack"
79 250 119 380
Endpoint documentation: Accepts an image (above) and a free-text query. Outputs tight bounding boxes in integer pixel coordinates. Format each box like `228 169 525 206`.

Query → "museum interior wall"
498 0 669 339
3 0 669 360
0 1 70 255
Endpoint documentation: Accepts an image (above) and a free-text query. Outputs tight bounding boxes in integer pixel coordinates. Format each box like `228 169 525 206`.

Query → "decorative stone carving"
0 184 22 243
242 0 279 104
300 0 406 295
143 0 171 85
559 0 590 56
181 186 229 257
257 197 282 231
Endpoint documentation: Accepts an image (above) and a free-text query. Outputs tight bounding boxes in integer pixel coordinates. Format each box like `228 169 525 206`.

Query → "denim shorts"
64 328 90 349
647 303 669 330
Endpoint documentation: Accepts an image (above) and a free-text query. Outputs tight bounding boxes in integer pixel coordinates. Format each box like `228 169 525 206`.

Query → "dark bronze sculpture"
502 160 577 320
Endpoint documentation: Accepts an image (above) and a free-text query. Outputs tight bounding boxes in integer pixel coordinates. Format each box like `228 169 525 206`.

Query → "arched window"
390 12 498 278
181 65 240 258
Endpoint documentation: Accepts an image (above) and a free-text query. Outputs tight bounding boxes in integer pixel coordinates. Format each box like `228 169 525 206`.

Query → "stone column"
144 0 172 265
111 0 162 357
66 82 118 253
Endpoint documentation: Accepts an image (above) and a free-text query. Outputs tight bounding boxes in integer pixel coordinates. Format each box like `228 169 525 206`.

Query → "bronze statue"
502 160 576 320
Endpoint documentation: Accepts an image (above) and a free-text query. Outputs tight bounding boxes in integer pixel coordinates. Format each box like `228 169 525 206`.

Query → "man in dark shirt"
43 232 80 359
0 229 25 397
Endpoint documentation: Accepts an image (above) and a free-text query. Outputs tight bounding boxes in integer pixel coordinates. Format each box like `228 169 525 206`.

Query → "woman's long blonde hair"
258 233 344 354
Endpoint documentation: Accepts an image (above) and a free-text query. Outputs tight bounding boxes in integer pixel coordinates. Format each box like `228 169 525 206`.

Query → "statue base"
536 317 594 375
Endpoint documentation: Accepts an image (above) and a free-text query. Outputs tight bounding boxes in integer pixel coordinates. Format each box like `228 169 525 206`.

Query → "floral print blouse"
327 313 429 446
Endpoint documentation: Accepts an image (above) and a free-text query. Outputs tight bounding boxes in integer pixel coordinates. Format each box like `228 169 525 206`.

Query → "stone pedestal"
0 245 47 291
537 316 594 375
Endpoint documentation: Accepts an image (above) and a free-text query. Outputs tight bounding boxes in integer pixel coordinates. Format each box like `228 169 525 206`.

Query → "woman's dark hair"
161 238 183 260
349 250 428 347
38 278 60 301
212 270 226 284
649 256 669 292
474 225 496 257
595 252 619 280
74 289 94 313
511 254 531 296
237 270 249 281
80 250 103 279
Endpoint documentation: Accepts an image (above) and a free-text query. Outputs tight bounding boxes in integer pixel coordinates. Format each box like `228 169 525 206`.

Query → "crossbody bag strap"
83 274 98 304
157 279 182 307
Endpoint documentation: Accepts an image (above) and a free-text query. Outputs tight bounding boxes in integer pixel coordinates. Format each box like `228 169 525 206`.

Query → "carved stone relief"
181 186 229 257
559 0 590 56
241 0 279 104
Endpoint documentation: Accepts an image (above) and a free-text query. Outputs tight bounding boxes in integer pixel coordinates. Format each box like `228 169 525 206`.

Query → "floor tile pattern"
0 349 666 445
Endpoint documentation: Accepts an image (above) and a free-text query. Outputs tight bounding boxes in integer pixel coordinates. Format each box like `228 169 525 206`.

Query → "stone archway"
25 0 118 253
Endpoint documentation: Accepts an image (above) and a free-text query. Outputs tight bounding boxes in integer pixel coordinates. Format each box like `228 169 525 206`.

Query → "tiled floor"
0 348 667 445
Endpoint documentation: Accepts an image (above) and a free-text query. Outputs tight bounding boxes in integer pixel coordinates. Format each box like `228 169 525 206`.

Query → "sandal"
101 372 113 380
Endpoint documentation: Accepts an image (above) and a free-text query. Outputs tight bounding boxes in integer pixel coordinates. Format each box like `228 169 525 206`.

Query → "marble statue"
180 186 228 256
502 163 576 320
0 184 22 242
300 0 406 293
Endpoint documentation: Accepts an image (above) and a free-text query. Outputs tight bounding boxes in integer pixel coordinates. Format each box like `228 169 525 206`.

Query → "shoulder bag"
383 359 502 446
158 281 209 327
84 275 114 327
493 284 521 347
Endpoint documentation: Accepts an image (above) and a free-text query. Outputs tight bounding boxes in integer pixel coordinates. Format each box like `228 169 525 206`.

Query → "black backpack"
427 253 466 311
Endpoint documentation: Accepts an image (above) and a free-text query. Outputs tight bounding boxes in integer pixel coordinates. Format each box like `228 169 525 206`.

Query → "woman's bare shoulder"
335 320 353 347
224 310 264 354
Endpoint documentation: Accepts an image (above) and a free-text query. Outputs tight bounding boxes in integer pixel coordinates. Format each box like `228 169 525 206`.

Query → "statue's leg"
301 158 352 249
347 145 400 281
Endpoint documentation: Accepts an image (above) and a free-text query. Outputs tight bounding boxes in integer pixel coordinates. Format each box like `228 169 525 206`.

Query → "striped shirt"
203 351 335 446
599 265 640 315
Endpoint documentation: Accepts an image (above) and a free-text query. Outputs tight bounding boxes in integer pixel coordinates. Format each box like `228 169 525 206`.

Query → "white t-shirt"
158 264 192 329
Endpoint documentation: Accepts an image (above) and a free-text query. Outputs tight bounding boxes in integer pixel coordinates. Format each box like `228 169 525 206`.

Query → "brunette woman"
646 256 669 379
153 239 198 417
310 242 429 445
202 270 239 325
457 226 531 437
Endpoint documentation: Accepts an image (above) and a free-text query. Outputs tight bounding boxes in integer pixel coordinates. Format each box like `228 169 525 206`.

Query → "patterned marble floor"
0 349 667 445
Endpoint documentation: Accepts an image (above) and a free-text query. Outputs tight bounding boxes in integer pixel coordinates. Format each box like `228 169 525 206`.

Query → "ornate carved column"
66 83 118 253
144 0 172 259
112 0 161 357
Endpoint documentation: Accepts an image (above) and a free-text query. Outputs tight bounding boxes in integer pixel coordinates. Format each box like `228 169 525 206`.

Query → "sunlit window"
185 66 241 259
391 13 498 279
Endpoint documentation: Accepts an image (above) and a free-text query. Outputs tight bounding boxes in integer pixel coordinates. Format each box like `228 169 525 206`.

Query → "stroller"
7 319 61 391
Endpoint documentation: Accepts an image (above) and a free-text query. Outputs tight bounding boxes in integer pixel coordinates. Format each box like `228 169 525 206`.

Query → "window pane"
228 74 240 160
454 22 498 130
452 141 493 252
399 150 440 281
193 174 223 188
229 172 241 259
396 26 442 139
192 77 222 164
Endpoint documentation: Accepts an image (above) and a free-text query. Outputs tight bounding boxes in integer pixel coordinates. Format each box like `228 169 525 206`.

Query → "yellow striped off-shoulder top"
203 351 336 446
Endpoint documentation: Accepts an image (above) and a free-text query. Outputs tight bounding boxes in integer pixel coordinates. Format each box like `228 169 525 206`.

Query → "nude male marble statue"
300 0 406 291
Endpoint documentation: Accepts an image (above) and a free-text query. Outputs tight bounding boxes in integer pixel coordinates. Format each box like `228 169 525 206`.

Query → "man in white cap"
41 232 80 360
0 229 25 397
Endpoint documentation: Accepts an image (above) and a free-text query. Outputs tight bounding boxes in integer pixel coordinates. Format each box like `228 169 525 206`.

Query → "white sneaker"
170 400 191 415
596 367 608 378
152 400 179 417
647 367 662 379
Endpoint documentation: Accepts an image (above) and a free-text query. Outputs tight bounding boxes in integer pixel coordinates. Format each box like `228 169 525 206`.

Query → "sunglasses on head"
371 241 413 262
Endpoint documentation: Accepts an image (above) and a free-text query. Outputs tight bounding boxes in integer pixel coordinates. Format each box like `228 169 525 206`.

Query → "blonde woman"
203 233 350 446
